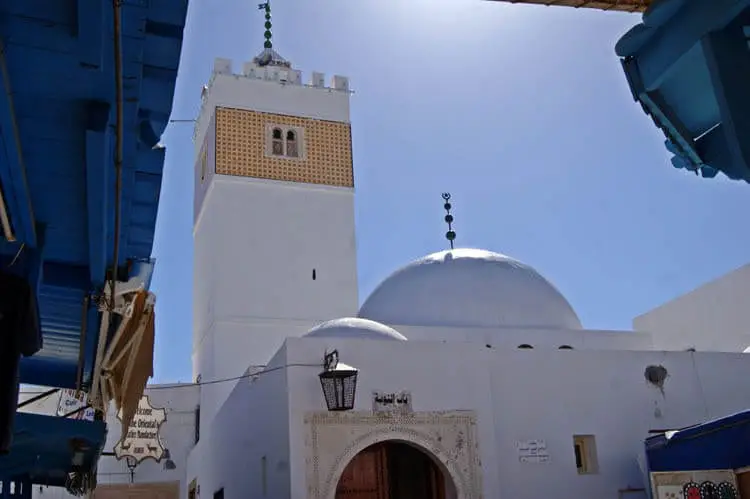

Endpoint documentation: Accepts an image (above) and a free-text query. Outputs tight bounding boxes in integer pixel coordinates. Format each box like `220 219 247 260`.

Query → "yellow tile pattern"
215 107 354 187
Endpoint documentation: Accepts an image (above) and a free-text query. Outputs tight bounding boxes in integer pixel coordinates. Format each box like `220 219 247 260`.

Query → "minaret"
191 6 358 428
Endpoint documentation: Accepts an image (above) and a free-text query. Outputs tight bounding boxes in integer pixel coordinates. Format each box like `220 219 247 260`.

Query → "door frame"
304 410 483 499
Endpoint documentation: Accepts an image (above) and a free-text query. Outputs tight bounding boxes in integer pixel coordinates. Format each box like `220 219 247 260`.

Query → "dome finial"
442 192 456 249
258 2 273 50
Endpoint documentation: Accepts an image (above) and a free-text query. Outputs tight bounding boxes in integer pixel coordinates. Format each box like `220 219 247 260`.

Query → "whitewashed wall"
274 336 750 499
192 175 359 429
397 324 653 350
190 349 292 499
634 263 750 352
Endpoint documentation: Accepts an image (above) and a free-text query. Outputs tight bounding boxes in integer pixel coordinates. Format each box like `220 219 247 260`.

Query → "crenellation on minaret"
193 57 351 151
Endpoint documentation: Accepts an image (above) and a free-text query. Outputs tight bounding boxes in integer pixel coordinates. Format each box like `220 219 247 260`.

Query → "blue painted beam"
77 0 104 70
617 0 750 182
0 40 35 246
84 101 111 287
618 0 750 89
701 15 750 180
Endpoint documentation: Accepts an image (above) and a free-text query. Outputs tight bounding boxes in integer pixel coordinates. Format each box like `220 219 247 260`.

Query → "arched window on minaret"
286 130 298 157
271 128 284 155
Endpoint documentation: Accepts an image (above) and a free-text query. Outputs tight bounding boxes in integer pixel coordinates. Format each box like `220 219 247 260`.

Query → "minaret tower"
191 5 358 427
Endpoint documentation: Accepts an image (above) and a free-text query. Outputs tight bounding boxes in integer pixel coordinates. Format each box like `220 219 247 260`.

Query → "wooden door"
92 482 179 499
737 472 750 499
387 442 445 499
336 443 389 499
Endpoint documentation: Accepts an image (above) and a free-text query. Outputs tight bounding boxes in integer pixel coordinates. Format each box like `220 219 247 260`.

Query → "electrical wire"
19 362 323 396
138 362 322 390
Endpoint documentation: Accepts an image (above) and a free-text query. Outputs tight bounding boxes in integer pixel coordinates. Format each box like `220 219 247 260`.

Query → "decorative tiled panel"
304 410 484 499
215 107 354 187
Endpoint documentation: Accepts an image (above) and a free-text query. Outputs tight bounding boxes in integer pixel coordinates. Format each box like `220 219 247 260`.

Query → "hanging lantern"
318 350 358 412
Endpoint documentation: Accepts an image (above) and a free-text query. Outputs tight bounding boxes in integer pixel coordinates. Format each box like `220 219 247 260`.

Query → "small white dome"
305 317 408 341
359 248 581 330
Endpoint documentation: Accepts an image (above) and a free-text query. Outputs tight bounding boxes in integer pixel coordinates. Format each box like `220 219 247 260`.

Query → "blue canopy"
646 409 750 472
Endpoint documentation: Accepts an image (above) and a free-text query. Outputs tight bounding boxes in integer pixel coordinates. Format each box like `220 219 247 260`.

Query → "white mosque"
21 47 750 499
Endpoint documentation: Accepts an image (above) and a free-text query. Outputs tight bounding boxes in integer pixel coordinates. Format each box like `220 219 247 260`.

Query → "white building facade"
634 263 750 353
26 49 750 499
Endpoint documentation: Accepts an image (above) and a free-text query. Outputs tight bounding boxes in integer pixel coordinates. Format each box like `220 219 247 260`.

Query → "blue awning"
646 409 750 472
0 413 106 485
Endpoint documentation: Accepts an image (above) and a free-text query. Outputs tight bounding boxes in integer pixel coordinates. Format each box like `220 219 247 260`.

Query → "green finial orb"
258 2 273 50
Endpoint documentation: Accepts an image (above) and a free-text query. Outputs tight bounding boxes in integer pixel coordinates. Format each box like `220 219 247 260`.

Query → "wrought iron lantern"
318 350 358 411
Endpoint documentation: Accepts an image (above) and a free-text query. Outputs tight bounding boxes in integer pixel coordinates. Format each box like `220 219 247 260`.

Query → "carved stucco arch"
305 411 483 499
323 426 468 499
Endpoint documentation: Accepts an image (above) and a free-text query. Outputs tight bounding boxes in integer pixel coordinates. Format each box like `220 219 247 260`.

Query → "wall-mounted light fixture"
318 350 358 411
163 448 177 470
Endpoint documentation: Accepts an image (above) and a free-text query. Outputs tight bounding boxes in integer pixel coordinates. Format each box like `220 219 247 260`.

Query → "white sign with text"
516 439 550 464
114 395 167 464
56 390 95 421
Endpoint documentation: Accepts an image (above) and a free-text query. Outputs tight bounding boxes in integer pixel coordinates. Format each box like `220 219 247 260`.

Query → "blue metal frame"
0 0 187 388
0 0 188 484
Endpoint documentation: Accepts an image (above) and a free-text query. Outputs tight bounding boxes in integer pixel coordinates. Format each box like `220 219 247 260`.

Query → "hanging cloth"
0 270 42 455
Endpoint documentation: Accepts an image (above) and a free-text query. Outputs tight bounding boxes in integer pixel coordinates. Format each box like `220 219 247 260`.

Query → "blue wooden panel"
0 0 188 398
617 0 750 182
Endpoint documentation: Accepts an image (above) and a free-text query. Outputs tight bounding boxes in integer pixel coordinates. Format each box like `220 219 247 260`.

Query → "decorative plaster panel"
304 411 483 499
215 107 353 187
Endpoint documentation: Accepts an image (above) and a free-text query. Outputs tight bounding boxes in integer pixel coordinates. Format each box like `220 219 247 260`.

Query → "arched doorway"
335 441 453 499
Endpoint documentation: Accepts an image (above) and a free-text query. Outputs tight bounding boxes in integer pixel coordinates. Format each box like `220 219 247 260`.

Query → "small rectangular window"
200 147 208 182
261 455 268 496
573 435 598 474
194 406 201 444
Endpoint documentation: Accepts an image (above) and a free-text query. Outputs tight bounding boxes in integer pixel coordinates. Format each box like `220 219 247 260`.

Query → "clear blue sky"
149 0 750 383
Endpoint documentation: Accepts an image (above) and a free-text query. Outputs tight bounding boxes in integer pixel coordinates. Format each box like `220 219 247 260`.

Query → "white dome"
305 317 408 341
359 248 582 330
